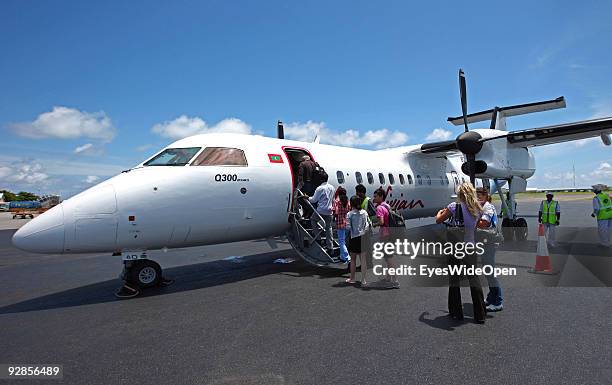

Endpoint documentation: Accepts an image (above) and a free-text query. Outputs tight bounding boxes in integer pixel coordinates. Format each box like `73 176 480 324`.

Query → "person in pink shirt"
373 187 399 289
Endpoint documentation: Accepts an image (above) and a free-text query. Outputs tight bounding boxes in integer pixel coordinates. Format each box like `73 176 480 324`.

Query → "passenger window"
145 147 201 166
426 176 432 185
355 172 363 184
336 170 345 184
407 174 413 184
388 173 395 185
399 174 405 185
367 172 374 185
445 175 450 185
191 147 247 166
417 175 422 185
379 173 385 185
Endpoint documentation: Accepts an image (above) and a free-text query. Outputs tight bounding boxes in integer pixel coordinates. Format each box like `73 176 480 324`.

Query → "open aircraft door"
281 147 344 268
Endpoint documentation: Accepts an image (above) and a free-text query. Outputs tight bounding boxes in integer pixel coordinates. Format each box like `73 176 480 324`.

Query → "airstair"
286 189 345 268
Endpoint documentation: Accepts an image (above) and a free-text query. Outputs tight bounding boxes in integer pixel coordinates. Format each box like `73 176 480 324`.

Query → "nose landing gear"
114 258 174 299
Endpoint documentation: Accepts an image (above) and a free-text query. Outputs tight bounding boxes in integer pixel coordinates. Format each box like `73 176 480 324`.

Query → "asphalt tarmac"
0 194 611 384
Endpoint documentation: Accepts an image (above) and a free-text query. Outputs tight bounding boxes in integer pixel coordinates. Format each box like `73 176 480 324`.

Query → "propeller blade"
459 69 469 133
489 106 499 129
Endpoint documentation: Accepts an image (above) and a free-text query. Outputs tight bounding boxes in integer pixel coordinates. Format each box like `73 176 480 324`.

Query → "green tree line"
0 190 40 202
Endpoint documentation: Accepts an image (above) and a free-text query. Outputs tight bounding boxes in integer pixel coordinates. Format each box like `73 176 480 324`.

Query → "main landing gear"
501 217 528 242
114 258 174 299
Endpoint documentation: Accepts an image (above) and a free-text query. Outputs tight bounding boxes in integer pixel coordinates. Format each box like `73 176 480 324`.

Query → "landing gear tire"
514 218 528 241
128 259 162 289
501 218 514 242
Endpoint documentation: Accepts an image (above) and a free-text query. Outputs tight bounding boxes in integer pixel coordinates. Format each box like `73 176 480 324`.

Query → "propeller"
420 69 508 186
455 69 481 186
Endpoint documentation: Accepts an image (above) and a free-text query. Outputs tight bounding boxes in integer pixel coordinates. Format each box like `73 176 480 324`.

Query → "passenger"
355 184 369 210
435 182 486 324
308 172 335 252
333 186 351 263
476 187 503 312
372 187 400 289
591 184 612 247
355 184 376 219
346 195 370 286
538 192 560 247
297 155 316 196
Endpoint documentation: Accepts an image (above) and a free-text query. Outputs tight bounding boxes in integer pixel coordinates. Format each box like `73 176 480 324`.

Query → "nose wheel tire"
128 260 162 288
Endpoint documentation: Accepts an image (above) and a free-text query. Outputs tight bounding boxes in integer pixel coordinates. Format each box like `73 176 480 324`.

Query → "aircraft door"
282 147 316 210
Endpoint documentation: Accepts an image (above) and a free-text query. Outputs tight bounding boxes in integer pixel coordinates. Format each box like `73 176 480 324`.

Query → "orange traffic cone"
528 223 557 275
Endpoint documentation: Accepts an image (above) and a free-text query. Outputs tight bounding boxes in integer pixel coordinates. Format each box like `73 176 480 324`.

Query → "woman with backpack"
372 187 400 289
435 182 486 323
333 186 350 263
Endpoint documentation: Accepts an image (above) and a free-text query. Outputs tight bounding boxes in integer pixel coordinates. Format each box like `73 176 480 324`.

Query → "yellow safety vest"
541 200 558 224
596 193 612 220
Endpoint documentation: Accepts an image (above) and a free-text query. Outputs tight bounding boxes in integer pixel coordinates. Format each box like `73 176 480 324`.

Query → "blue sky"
0 0 611 197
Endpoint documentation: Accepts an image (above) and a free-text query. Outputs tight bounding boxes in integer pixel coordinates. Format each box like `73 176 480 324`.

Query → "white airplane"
12 71 612 291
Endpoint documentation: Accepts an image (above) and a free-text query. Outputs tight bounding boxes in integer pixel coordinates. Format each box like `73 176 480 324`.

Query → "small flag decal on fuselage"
268 154 283 163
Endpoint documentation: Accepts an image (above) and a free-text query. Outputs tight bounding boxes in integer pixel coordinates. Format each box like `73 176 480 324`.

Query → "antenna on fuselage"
277 121 284 139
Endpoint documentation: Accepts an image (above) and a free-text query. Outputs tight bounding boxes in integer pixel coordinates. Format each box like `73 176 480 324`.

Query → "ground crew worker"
538 192 560 247
591 184 612 247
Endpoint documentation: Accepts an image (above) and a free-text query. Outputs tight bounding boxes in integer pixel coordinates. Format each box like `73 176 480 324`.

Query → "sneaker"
486 303 503 312
390 280 400 289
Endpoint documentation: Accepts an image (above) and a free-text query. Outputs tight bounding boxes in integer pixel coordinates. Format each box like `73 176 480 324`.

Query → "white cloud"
0 165 11 180
151 115 251 139
426 128 453 141
12 106 116 142
591 162 612 178
533 161 612 188
1 162 49 185
284 120 409 149
84 175 100 184
74 143 94 154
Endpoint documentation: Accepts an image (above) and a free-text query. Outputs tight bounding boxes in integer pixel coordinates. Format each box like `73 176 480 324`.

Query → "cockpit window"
191 147 247 166
144 147 201 166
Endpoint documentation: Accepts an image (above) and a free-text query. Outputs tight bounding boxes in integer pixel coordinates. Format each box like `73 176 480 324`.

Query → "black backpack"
311 162 325 186
381 202 405 227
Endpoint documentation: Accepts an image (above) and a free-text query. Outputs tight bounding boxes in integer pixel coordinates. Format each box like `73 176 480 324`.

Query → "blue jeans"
337 228 350 262
481 244 503 306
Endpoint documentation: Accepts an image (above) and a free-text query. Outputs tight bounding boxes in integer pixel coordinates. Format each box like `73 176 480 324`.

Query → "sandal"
114 284 140 299
345 278 356 284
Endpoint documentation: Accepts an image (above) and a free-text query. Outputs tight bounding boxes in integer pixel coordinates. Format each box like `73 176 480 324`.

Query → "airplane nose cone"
12 204 65 253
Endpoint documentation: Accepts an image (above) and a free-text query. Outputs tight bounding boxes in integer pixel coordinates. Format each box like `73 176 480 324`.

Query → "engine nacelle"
463 129 536 180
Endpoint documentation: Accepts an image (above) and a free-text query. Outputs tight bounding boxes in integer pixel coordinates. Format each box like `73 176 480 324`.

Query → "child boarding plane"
11 71 612 291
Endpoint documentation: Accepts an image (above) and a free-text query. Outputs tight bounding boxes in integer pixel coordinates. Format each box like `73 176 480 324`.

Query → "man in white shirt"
309 172 335 250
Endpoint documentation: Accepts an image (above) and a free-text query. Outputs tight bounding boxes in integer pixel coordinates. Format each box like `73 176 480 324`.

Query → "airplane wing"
505 117 612 147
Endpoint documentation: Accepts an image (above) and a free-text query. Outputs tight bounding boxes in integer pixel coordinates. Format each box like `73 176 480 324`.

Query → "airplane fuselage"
11 132 528 254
